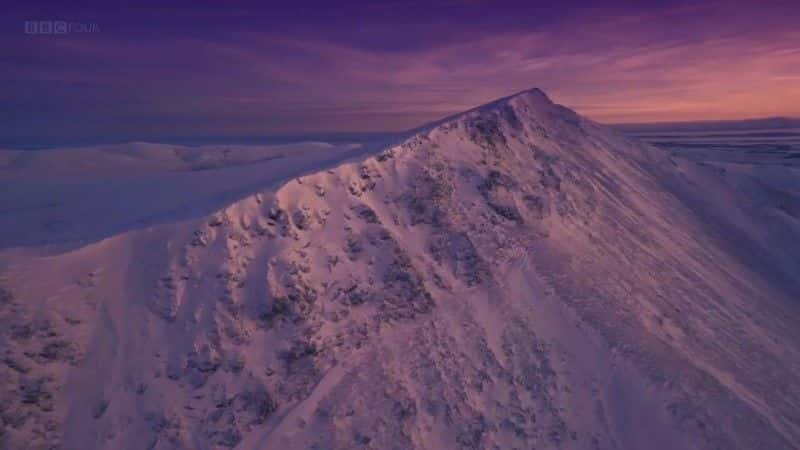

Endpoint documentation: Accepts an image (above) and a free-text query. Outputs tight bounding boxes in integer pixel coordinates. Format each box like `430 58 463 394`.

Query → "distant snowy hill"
0 141 385 248
613 116 800 133
1 89 799 450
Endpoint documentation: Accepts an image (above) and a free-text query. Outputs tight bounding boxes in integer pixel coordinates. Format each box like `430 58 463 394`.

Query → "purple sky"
2 0 799 143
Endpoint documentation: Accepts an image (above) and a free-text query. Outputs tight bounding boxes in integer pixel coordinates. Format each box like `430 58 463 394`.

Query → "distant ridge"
612 116 800 133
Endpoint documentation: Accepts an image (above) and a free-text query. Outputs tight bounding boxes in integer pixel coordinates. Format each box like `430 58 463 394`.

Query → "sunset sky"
2 0 799 144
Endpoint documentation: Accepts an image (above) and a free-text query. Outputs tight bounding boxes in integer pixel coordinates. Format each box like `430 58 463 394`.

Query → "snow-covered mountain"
1 88 799 450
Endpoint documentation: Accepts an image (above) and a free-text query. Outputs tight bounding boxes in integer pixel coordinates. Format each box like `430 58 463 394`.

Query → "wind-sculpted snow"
1 89 800 449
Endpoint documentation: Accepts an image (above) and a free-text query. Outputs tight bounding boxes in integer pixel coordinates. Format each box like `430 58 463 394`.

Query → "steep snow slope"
1 89 799 450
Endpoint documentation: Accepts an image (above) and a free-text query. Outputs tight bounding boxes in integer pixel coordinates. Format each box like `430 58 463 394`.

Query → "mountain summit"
2 89 800 450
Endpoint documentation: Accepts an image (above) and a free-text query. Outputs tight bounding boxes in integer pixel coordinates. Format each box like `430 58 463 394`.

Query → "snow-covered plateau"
1 88 799 450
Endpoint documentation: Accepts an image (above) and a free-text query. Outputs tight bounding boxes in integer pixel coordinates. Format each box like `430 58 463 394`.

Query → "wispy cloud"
0 0 798 141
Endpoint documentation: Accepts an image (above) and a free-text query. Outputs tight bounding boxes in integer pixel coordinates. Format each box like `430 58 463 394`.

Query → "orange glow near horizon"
2 1 799 142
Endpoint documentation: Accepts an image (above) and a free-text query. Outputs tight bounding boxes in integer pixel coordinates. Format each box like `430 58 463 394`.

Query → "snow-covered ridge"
0 140 393 249
1 88 799 450
0 142 355 178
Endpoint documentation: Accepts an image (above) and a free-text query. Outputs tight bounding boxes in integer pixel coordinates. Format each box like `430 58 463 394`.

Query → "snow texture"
1 88 799 450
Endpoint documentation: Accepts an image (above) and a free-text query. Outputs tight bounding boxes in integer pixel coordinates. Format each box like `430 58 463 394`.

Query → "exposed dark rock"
523 195 548 219
238 386 277 424
487 202 523 223
405 169 453 226
208 214 226 227
187 345 221 373
10 323 33 342
92 399 109 419
292 209 311 230
209 427 242 448
429 231 489 286
190 229 210 246
19 377 51 406
38 339 82 364
279 340 317 367
539 166 562 191
479 170 524 223
268 206 286 222
342 284 370 306
0 287 13 305
3 355 29 374
351 204 380 224
344 231 363 259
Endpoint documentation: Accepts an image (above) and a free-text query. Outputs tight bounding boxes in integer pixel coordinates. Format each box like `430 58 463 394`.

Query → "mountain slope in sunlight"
1 89 799 450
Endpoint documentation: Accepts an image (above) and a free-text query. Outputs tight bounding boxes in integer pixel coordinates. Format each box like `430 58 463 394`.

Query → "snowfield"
0 141 389 249
1 89 799 450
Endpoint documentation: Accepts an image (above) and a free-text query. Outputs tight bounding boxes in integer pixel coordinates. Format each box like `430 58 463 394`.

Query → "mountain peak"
464 87 555 117
497 86 553 104
409 87 560 136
